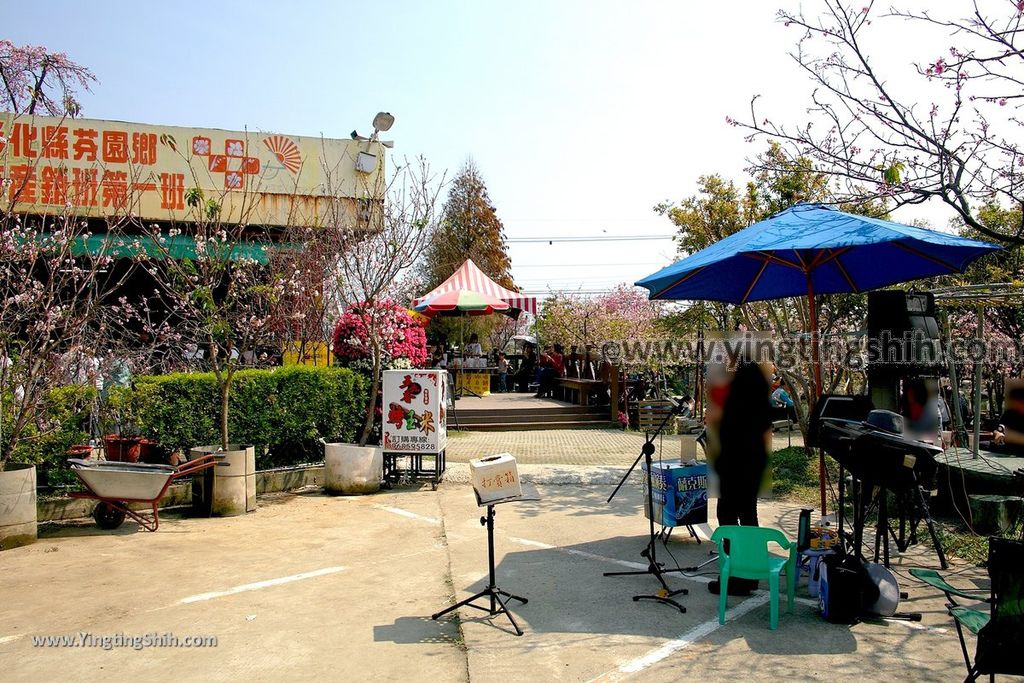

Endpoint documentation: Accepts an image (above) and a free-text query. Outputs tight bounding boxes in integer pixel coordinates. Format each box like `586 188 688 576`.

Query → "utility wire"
506 234 674 244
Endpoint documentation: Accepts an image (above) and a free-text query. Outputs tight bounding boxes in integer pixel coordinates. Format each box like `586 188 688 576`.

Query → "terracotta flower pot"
103 435 143 463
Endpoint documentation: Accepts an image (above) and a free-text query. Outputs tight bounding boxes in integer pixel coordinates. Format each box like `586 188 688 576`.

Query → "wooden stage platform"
935 447 1024 496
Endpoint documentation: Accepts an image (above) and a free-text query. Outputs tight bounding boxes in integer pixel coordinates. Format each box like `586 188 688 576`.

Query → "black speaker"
866 291 942 378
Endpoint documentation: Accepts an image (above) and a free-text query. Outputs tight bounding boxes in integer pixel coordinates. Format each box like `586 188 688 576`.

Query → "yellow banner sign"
0 113 384 227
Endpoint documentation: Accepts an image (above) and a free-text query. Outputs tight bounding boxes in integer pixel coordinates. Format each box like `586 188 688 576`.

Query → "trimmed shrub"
8 384 95 487
134 366 367 469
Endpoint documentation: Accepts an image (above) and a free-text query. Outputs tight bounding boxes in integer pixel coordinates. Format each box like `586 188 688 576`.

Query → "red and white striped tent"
413 259 537 316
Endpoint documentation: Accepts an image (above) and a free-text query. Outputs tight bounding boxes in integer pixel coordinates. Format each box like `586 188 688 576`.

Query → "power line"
512 261 667 268
506 234 674 244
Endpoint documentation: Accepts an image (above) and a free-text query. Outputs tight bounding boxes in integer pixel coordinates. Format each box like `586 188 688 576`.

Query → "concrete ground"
0 435 979 682
446 427 801 466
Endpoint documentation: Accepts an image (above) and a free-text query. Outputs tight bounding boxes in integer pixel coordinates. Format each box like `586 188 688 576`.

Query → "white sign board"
382 369 448 454
469 453 522 505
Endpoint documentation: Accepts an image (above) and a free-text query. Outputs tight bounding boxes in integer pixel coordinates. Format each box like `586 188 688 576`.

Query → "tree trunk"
220 380 230 451
359 352 381 447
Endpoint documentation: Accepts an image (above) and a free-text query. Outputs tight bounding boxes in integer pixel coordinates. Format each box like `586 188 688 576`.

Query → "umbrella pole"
807 283 826 515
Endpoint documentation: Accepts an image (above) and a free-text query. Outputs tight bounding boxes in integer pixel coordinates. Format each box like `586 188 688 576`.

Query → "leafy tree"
422 160 513 290
734 0 1024 244
655 144 878 424
419 160 516 348
136 185 301 451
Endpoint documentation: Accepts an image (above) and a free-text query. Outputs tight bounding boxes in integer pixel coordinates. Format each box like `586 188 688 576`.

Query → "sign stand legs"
431 504 529 635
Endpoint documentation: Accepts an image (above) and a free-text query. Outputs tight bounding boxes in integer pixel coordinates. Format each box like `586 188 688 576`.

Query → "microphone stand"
605 401 689 613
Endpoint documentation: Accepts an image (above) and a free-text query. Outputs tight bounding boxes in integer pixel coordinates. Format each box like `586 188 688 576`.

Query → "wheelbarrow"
67 452 224 531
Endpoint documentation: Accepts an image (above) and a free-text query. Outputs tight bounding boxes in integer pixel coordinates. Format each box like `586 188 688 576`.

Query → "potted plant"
101 383 160 463
319 154 441 494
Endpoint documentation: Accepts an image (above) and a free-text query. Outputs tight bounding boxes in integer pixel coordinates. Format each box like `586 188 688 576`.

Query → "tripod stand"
604 403 689 613
431 502 529 635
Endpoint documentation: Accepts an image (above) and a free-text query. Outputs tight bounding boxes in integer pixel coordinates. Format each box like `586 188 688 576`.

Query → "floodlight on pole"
355 112 395 174
372 112 395 134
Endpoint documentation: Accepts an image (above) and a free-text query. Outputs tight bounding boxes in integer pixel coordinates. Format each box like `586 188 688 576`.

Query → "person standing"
709 361 773 596
497 352 509 393
464 333 483 358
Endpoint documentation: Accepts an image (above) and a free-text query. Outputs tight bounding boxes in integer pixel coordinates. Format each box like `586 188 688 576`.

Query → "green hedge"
135 366 367 469
7 384 95 486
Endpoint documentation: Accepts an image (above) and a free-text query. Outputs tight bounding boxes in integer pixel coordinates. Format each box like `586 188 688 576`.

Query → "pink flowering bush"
331 300 428 371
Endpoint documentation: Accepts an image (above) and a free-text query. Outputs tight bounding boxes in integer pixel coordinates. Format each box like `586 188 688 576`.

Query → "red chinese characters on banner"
42 126 69 160
160 172 184 210
11 123 38 158
132 132 157 165
5 165 37 203
102 131 129 164
72 168 99 207
1 119 287 213
101 170 128 209
40 167 69 205
73 128 98 161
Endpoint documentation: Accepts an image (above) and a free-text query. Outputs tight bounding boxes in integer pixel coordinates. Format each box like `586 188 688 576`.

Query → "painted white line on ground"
508 537 648 571
881 618 948 634
587 593 772 682
0 634 24 645
373 504 440 525
508 536 719 584
178 566 347 605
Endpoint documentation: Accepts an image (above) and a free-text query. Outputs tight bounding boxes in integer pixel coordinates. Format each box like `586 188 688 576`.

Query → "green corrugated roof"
70 234 276 264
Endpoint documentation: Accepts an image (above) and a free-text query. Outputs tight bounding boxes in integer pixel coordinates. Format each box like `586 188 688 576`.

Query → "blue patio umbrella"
635 203 999 511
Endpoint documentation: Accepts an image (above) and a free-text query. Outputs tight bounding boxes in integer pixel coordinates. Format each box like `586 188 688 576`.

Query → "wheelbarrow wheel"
93 501 127 529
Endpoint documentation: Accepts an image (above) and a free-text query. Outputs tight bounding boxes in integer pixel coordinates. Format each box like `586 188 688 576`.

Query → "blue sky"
10 1 947 296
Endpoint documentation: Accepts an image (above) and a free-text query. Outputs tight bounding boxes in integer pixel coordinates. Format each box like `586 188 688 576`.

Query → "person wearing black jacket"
709 361 773 596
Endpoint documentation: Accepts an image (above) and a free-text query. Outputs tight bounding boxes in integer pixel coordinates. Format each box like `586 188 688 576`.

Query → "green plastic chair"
710 525 797 629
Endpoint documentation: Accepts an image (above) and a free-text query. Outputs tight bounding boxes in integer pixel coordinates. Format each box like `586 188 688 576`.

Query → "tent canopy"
413 259 536 316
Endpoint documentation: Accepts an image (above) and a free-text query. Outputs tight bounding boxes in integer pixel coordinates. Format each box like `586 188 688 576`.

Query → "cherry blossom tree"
0 45 131 470
0 41 96 117
135 185 305 451
735 0 1024 244
322 156 444 446
536 285 662 361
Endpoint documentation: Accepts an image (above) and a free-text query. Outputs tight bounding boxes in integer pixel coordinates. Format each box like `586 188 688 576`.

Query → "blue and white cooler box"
643 462 709 527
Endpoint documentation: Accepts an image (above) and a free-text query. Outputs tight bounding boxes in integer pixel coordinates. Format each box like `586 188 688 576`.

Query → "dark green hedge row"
134 366 368 469
7 385 95 486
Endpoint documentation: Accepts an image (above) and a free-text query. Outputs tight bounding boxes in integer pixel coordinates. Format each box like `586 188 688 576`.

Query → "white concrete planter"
324 443 382 495
0 463 37 550
192 445 256 516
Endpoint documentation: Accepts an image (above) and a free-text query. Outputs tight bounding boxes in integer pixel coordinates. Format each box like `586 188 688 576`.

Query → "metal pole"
807 281 826 515
944 313 967 449
972 305 984 458
486 505 496 612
